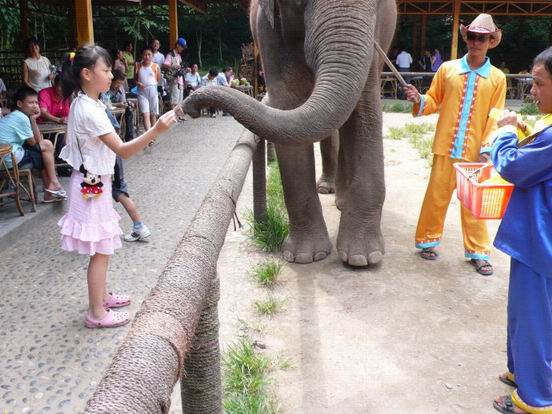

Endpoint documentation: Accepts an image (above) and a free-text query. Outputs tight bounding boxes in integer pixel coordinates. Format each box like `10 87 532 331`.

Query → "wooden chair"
0 144 37 216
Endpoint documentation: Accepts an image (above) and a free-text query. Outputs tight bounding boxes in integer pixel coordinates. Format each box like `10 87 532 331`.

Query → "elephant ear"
259 0 275 29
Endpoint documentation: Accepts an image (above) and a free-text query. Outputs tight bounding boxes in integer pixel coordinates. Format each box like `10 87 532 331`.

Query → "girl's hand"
153 110 178 135
497 110 518 128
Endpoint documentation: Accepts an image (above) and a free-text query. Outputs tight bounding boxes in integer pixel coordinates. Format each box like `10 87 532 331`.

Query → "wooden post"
412 18 418 61
75 0 94 46
420 14 427 58
19 0 29 40
450 0 461 60
169 0 178 48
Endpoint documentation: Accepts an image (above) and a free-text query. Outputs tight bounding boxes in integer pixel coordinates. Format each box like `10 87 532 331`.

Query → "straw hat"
460 13 502 49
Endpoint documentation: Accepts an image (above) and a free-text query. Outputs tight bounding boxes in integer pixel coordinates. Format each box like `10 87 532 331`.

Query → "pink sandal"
84 309 130 329
103 293 131 309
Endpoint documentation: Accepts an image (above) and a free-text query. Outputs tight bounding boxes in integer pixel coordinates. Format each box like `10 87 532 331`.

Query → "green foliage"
519 102 540 115
254 296 283 317
247 163 289 252
223 338 277 414
251 259 284 288
382 102 413 113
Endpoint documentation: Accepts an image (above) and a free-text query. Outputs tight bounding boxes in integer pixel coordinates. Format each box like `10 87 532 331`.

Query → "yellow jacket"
413 55 506 161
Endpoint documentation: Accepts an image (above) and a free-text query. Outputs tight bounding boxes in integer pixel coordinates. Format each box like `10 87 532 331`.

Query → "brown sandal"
470 259 494 276
420 247 438 260
499 372 517 388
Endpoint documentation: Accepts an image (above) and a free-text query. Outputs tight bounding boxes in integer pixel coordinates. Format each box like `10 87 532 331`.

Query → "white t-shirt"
60 93 116 176
24 56 52 91
396 51 413 69
184 72 201 88
152 51 165 67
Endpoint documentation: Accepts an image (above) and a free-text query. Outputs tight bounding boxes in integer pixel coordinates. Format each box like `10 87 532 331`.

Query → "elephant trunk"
181 0 375 146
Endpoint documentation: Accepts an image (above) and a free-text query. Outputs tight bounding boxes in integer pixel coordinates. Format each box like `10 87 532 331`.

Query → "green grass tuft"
251 259 284 287
254 295 283 317
246 163 289 252
386 126 406 140
223 337 277 414
382 102 413 113
384 122 435 165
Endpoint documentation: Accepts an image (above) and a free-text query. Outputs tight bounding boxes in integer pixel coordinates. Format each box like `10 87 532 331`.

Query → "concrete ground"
1 111 512 413
214 112 512 414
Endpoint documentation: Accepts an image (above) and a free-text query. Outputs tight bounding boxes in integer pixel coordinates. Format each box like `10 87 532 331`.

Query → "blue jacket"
491 125 552 277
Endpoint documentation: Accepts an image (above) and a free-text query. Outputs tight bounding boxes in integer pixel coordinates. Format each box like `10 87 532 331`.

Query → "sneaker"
124 225 151 242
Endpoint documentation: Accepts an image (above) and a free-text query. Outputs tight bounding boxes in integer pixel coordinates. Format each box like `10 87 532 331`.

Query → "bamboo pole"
450 0 461 60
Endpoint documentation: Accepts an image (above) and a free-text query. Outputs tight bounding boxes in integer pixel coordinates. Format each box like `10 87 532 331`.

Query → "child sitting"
104 69 135 141
0 86 66 202
491 46 552 414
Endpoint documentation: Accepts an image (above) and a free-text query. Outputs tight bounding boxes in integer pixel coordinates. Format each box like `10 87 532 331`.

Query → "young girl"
135 48 161 131
491 47 552 414
58 45 177 328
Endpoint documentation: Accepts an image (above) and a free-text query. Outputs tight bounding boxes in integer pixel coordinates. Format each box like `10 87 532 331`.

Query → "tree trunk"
218 30 222 63
197 30 203 68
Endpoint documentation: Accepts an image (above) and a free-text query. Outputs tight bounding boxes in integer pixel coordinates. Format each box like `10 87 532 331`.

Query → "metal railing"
84 129 266 413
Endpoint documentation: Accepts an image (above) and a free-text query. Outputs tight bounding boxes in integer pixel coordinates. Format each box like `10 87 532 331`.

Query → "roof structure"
397 0 552 16
8 0 248 14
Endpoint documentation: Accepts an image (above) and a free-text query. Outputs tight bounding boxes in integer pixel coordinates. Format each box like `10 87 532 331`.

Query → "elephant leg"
276 143 332 264
316 131 339 194
336 83 385 267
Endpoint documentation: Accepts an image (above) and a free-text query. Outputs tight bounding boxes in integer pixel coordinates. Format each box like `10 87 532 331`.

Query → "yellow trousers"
415 155 491 260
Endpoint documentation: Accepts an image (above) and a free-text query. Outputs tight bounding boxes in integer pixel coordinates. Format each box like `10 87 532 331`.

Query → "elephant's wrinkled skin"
182 0 397 266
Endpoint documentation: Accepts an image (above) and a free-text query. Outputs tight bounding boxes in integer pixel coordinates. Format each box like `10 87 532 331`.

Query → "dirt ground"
212 112 512 414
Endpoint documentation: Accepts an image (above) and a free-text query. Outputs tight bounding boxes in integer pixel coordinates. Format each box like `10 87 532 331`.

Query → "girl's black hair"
533 47 552 78
25 36 39 56
60 44 112 99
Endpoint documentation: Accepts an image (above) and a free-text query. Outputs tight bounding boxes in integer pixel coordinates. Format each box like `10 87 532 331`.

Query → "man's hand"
497 110 518 128
403 84 421 104
153 110 178 135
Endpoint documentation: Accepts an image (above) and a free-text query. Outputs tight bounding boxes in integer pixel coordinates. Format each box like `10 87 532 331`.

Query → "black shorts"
18 144 43 170
112 156 129 201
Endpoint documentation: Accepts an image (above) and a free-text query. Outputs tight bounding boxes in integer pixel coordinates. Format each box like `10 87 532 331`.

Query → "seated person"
184 63 202 97
0 87 66 202
38 74 70 124
0 76 6 98
202 68 219 118
103 69 135 141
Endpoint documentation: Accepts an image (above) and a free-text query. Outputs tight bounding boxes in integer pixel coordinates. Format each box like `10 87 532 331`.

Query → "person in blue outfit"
491 47 552 414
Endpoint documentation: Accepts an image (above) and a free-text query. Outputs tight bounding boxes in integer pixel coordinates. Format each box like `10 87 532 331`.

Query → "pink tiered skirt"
58 171 123 256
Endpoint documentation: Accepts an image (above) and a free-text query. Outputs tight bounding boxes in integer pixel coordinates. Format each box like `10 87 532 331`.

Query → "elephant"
182 0 397 267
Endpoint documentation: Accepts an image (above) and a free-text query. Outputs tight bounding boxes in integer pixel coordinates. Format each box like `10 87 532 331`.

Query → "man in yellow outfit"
404 13 506 276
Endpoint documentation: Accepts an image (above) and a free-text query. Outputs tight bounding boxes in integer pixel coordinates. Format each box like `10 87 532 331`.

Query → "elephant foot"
282 232 332 264
316 175 336 194
337 220 385 267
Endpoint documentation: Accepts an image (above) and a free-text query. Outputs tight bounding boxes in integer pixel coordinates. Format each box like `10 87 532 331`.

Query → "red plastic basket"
453 163 514 219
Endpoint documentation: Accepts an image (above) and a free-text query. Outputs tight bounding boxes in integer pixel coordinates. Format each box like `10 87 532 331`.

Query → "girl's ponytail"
60 44 113 100
61 53 79 99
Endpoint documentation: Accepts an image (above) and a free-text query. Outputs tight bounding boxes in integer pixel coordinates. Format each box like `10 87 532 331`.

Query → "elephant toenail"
314 252 328 261
295 253 314 264
282 251 294 262
338 250 348 263
368 251 383 265
348 255 369 267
